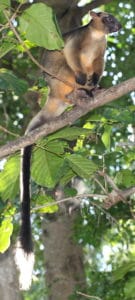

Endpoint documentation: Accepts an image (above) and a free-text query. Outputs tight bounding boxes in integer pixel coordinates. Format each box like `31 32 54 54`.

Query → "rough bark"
0 250 22 300
42 207 86 300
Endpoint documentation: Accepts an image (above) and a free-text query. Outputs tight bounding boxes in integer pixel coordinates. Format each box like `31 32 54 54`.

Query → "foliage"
0 155 20 200
0 0 135 299
19 3 64 49
0 217 13 252
0 0 10 10
0 69 28 95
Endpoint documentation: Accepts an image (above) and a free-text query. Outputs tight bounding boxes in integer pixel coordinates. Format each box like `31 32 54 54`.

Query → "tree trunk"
42 207 86 300
0 250 22 300
39 4 86 298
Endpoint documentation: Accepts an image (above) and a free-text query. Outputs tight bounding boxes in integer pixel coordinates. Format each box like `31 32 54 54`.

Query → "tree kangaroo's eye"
106 16 113 22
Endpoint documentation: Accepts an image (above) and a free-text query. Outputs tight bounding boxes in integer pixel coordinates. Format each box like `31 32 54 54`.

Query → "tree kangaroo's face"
102 13 122 33
90 11 122 34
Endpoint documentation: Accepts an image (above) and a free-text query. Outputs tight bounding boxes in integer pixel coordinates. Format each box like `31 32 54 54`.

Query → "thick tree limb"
79 0 113 18
0 77 135 159
59 0 113 29
85 0 112 9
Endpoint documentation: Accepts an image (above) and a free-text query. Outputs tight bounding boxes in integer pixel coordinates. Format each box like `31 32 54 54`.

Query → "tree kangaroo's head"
90 11 122 34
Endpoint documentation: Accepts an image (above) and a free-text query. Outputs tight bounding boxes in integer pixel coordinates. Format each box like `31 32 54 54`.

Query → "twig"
32 193 107 211
94 177 107 194
32 192 117 225
76 291 102 300
0 2 23 32
117 142 135 147
10 2 23 22
0 125 19 137
98 171 119 192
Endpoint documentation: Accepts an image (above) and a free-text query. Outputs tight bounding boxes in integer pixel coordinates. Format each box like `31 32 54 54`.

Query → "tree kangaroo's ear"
90 11 99 19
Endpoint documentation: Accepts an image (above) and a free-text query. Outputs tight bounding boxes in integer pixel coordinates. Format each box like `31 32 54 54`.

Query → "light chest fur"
64 28 107 74
80 30 106 72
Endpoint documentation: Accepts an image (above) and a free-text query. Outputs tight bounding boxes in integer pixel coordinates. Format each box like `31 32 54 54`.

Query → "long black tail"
15 144 35 290
20 145 33 253
15 110 48 289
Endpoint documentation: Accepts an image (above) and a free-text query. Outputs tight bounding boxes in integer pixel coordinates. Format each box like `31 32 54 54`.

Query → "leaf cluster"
0 0 135 299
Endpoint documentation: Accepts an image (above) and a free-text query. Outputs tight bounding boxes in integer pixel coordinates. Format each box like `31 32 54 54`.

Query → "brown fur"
37 11 121 122
18 12 121 276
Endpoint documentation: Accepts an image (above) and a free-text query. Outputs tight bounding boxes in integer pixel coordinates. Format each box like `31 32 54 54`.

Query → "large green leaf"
31 141 65 188
19 3 64 49
0 0 10 10
0 218 13 253
48 127 92 141
67 154 98 179
0 155 20 200
0 69 28 95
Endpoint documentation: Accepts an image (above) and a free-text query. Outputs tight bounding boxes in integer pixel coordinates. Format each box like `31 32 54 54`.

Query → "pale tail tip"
14 241 35 290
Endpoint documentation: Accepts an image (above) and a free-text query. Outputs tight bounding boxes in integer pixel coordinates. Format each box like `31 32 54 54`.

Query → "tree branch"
102 186 135 209
98 171 135 209
0 77 135 159
76 291 102 300
79 0 113 18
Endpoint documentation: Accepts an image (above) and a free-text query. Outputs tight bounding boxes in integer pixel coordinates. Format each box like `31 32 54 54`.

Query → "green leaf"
49 127 92 141
19 3 64 49
44 140 67 154
0 218 13 253
33 194 58 214
67 154 98 179
115 170 135 188
0 11 6 25
64 187 77 197
0 155 20 200
60 161 76 186
0 0 10 10
0 38 16 58
113 260 135 282
31 143 64 188
0 69 28 95
124 277 135 298
101 124 112 151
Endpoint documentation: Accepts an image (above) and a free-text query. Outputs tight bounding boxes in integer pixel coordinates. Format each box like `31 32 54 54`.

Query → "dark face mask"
103 15 122 33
